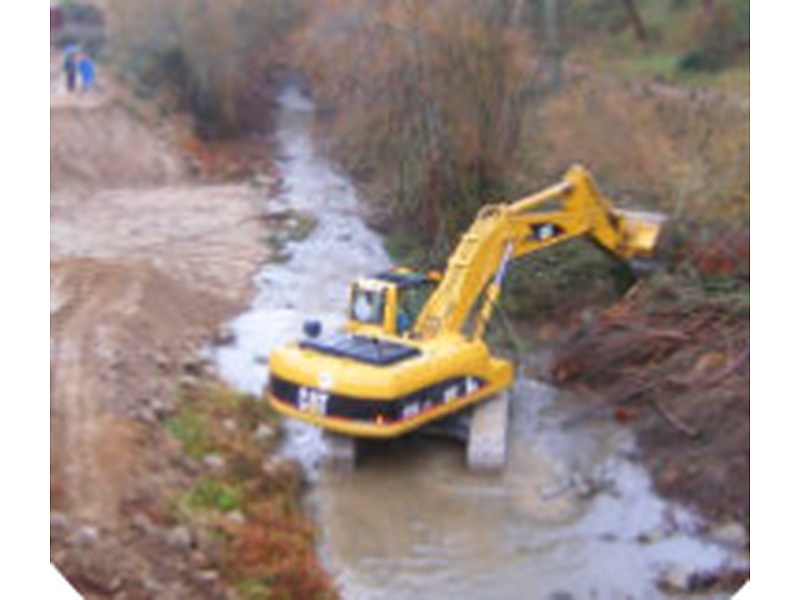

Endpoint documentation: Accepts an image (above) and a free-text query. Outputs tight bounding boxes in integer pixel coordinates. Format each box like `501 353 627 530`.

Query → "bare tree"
509 0 527 26
542 0 563 92
298 0 531 240
621 0 649 43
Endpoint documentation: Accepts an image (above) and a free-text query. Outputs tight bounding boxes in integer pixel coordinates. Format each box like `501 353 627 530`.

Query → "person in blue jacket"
78 53 96 92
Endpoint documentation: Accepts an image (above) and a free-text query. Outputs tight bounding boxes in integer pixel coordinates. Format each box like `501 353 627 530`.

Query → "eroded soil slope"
50 56 270 598
548 280 750 529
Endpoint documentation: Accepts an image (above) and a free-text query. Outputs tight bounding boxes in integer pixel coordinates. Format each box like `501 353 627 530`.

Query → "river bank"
50 52 339 598
547 276 750 536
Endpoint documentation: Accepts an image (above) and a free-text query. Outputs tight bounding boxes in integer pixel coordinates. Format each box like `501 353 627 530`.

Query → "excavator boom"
413 165 664 340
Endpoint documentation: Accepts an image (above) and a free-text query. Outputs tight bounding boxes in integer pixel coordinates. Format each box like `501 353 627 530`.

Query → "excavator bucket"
614 209 667 259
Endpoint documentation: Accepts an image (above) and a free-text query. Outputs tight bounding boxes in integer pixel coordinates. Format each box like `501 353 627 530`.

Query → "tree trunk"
621 0 649 43
509 0 526 26
702 0 717 18
543 0 563 93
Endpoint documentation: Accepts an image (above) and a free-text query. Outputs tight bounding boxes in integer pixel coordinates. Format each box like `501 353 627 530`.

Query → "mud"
214 86 748 599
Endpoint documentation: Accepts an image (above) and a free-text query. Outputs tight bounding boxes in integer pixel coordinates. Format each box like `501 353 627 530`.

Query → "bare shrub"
526 75 749 225
109 0 308 137
297 0 533 243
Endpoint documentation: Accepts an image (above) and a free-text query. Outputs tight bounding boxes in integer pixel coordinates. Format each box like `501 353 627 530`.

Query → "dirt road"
50 52 270 597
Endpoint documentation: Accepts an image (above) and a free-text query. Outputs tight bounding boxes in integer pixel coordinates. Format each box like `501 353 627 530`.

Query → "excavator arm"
507 165 663 260
413 165 664 340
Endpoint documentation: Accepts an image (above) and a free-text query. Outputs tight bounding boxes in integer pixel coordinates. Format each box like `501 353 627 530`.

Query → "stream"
212 86 743 600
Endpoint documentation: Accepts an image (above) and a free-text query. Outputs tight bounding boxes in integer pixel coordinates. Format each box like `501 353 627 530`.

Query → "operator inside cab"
351 287 385 325
349 271 439 337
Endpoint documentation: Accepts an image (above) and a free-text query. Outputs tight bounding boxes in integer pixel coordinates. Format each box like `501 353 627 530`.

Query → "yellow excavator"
267 165 664 470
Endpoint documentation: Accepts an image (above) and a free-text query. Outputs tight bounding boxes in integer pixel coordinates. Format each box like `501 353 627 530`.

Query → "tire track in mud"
51 262 149 524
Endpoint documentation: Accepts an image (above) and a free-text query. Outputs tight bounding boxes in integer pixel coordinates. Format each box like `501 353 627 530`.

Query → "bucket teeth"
616 210 667 258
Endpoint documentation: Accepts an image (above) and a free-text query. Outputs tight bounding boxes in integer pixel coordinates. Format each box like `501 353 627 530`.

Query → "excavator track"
466 391 511 472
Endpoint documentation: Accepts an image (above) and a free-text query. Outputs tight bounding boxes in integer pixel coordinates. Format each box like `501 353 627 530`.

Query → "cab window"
350 287 386 326
397 280 436 334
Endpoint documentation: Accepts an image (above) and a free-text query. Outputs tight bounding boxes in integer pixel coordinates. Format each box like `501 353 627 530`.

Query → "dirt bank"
50 51 284 597
545 278 750 532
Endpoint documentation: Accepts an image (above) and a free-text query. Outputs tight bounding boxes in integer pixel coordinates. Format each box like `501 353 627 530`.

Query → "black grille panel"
269 375 486 424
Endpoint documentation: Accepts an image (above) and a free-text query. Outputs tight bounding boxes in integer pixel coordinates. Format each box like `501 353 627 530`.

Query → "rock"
184 359 211 378
636 529 666 545
195 570 220 584
149 395 174 418
194 530 226 565
132 406 158 424
659 566 719 593
50 512 71 531
225 510 246 524
166 526 194 551
250 172 274 189
153 351 171 371
711 521 748 549
214 327 236 347
50 513 73 543
179 374 201 387
203 454 226 473
262 456 285 477
658 566 694 592
715 567 750 591
253 423 276 442
76 526 100 546
130 514 154 534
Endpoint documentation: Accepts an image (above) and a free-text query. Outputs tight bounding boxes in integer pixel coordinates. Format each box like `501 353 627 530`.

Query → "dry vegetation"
525 72 749 223
549 277 749 525
166 384 338 600
108 0 308 137
297 0 533 244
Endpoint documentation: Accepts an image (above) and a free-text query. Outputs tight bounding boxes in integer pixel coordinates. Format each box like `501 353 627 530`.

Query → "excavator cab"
346 269 439 337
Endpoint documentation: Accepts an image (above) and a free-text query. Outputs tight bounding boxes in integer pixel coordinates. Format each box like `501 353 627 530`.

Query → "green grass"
286 212 319 243
182 478 243 513
264 209 319 263
619 52 681 80
165 409 211 459
162 381 338 597
237 579 274 600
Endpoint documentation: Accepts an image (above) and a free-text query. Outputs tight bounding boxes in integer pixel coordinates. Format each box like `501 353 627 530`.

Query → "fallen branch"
703 348 750 387
651 399 699 438
669 347 750 389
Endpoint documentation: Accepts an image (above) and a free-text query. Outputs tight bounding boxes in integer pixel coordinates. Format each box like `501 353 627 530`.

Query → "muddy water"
214 87 741 599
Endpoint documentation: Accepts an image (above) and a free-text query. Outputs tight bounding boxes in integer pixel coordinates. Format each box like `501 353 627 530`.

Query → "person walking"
78 53 96 92
63 45 79 93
